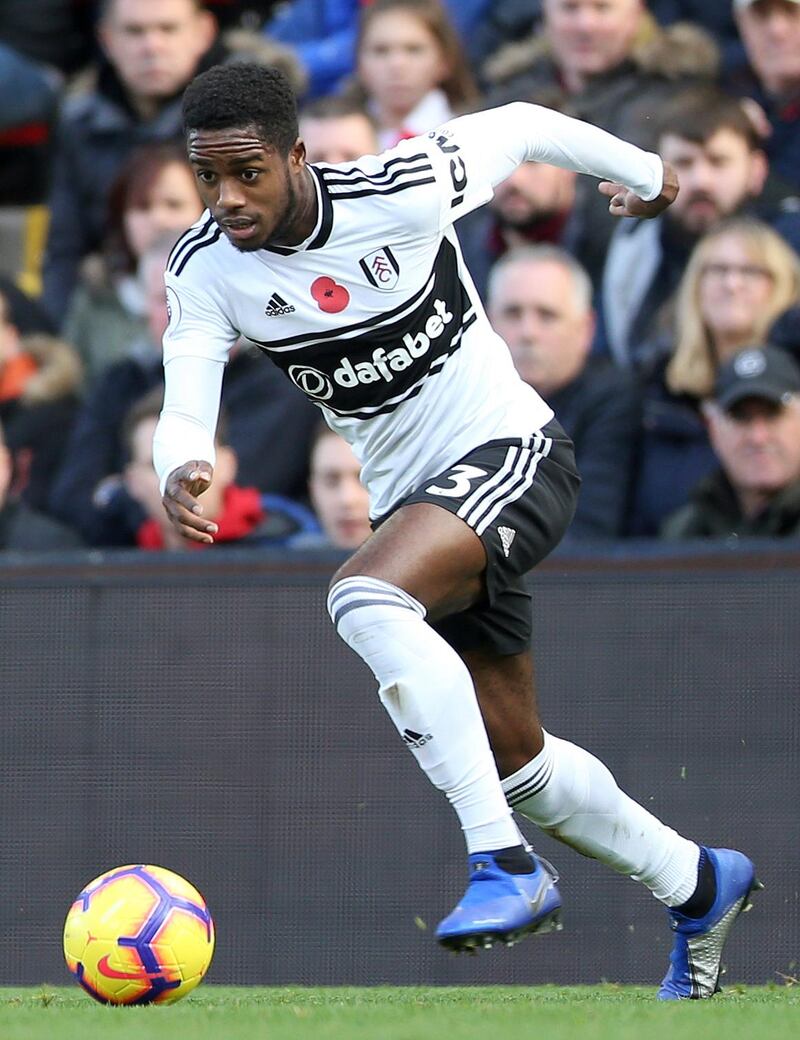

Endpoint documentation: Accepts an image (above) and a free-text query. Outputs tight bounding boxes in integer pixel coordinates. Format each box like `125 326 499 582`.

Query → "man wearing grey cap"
733 0 800 190
662 346 800 537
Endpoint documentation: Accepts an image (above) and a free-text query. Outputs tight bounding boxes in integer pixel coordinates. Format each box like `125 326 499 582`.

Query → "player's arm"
154 355 225 544
433 102 677 222
154 268 238 543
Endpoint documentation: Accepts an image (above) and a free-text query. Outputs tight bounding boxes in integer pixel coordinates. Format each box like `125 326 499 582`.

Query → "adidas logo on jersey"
264 292 295 316
498 526 516 558
402 728 433 749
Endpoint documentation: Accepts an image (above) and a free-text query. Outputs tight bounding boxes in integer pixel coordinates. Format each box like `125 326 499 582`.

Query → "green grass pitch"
1 985 798 1040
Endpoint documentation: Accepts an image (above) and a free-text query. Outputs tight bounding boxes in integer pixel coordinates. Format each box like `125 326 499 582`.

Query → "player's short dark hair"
657 87 761 151
182 63 299 156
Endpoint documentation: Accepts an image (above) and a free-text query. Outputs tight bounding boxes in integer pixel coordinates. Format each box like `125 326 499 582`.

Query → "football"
63 864 215 1005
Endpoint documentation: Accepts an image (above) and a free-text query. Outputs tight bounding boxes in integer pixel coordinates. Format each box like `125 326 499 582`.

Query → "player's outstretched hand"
598 159 679 219
162 461 218 543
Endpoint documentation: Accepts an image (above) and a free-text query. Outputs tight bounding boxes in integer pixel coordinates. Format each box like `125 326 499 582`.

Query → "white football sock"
502 731 699 905
328 576 520 854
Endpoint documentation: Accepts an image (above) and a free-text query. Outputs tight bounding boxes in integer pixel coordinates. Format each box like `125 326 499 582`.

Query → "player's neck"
269 167 319 247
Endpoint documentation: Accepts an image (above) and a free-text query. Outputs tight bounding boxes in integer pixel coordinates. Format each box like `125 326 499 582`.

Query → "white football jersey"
159 103 663 517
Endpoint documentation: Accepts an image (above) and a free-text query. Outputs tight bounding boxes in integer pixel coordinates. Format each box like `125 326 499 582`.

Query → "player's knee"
327 575 424 636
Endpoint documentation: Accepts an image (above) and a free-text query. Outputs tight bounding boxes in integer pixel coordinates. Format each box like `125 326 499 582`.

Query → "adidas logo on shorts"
498 525 516 558
402 728 433 749
265 292 296 316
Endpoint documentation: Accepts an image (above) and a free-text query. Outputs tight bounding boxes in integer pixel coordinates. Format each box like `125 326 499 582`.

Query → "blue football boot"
436 851 562 952
658 846 762 999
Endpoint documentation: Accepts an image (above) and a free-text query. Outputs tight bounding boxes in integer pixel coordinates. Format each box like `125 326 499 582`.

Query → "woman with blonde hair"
666 217 800 399
629 217 800 535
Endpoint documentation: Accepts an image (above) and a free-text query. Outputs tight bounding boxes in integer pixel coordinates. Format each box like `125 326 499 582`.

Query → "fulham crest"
360 246 400 290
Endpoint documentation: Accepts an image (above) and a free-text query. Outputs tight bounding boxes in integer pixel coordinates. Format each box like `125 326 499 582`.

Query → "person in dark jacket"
456 89 594 300
122 390 320 550
730 0 800 193
662 346 800 539
627 215 800 536
600 85 800 366
0 417 83 551
48 234 320 546
41 0 219 323
0 287 83 511
487 245 640 540
481 1 718 281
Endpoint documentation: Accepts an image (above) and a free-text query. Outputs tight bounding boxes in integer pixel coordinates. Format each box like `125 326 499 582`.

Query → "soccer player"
154 63 758 999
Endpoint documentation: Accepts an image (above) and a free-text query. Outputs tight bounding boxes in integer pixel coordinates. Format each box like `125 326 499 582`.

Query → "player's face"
188 128 315 250
309 434 371 550
736 0 800 96
698 236 776 353
660 131 766 235
124 161 203 260
707 396 800 496
299 115 378 165
99 0 215 101
545 0 642 80
358 10 450 122
488 259 594 397
491 163 576 228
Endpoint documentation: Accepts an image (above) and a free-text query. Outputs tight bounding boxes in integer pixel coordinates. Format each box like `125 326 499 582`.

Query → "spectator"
0 277 54 336
487 246 640 540
467 2 543 79
297 423 371 549
64 141 204 386
49 234 320 545
662 346 800 538
482 0 718 145
123 390 318 549
350 0 479 149
0 287 82 511
732 0 800 191
299 96 378 165
262 0 491 99
0 0 95 206
42 0 220 323
482 0 719 279
0 417 83 551
650 1 744 76
628 216 800 535
601 86 800 367
457 90 596 300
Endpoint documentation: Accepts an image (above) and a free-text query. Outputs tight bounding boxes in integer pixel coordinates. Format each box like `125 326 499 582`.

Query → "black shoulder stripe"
308 166 333 250
259 167 335 255
322 162 432 189
167 215 214 274
316 152 429 183
173 227 223 277
328 177 436 201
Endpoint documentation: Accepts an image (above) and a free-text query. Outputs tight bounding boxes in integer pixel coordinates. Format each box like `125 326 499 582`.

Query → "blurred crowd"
2 0 800 553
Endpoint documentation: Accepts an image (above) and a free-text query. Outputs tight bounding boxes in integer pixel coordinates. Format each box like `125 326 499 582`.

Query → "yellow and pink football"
63 864 215 1005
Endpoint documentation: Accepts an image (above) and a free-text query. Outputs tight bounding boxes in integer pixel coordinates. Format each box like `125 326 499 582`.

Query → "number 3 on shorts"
425 464 487 498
